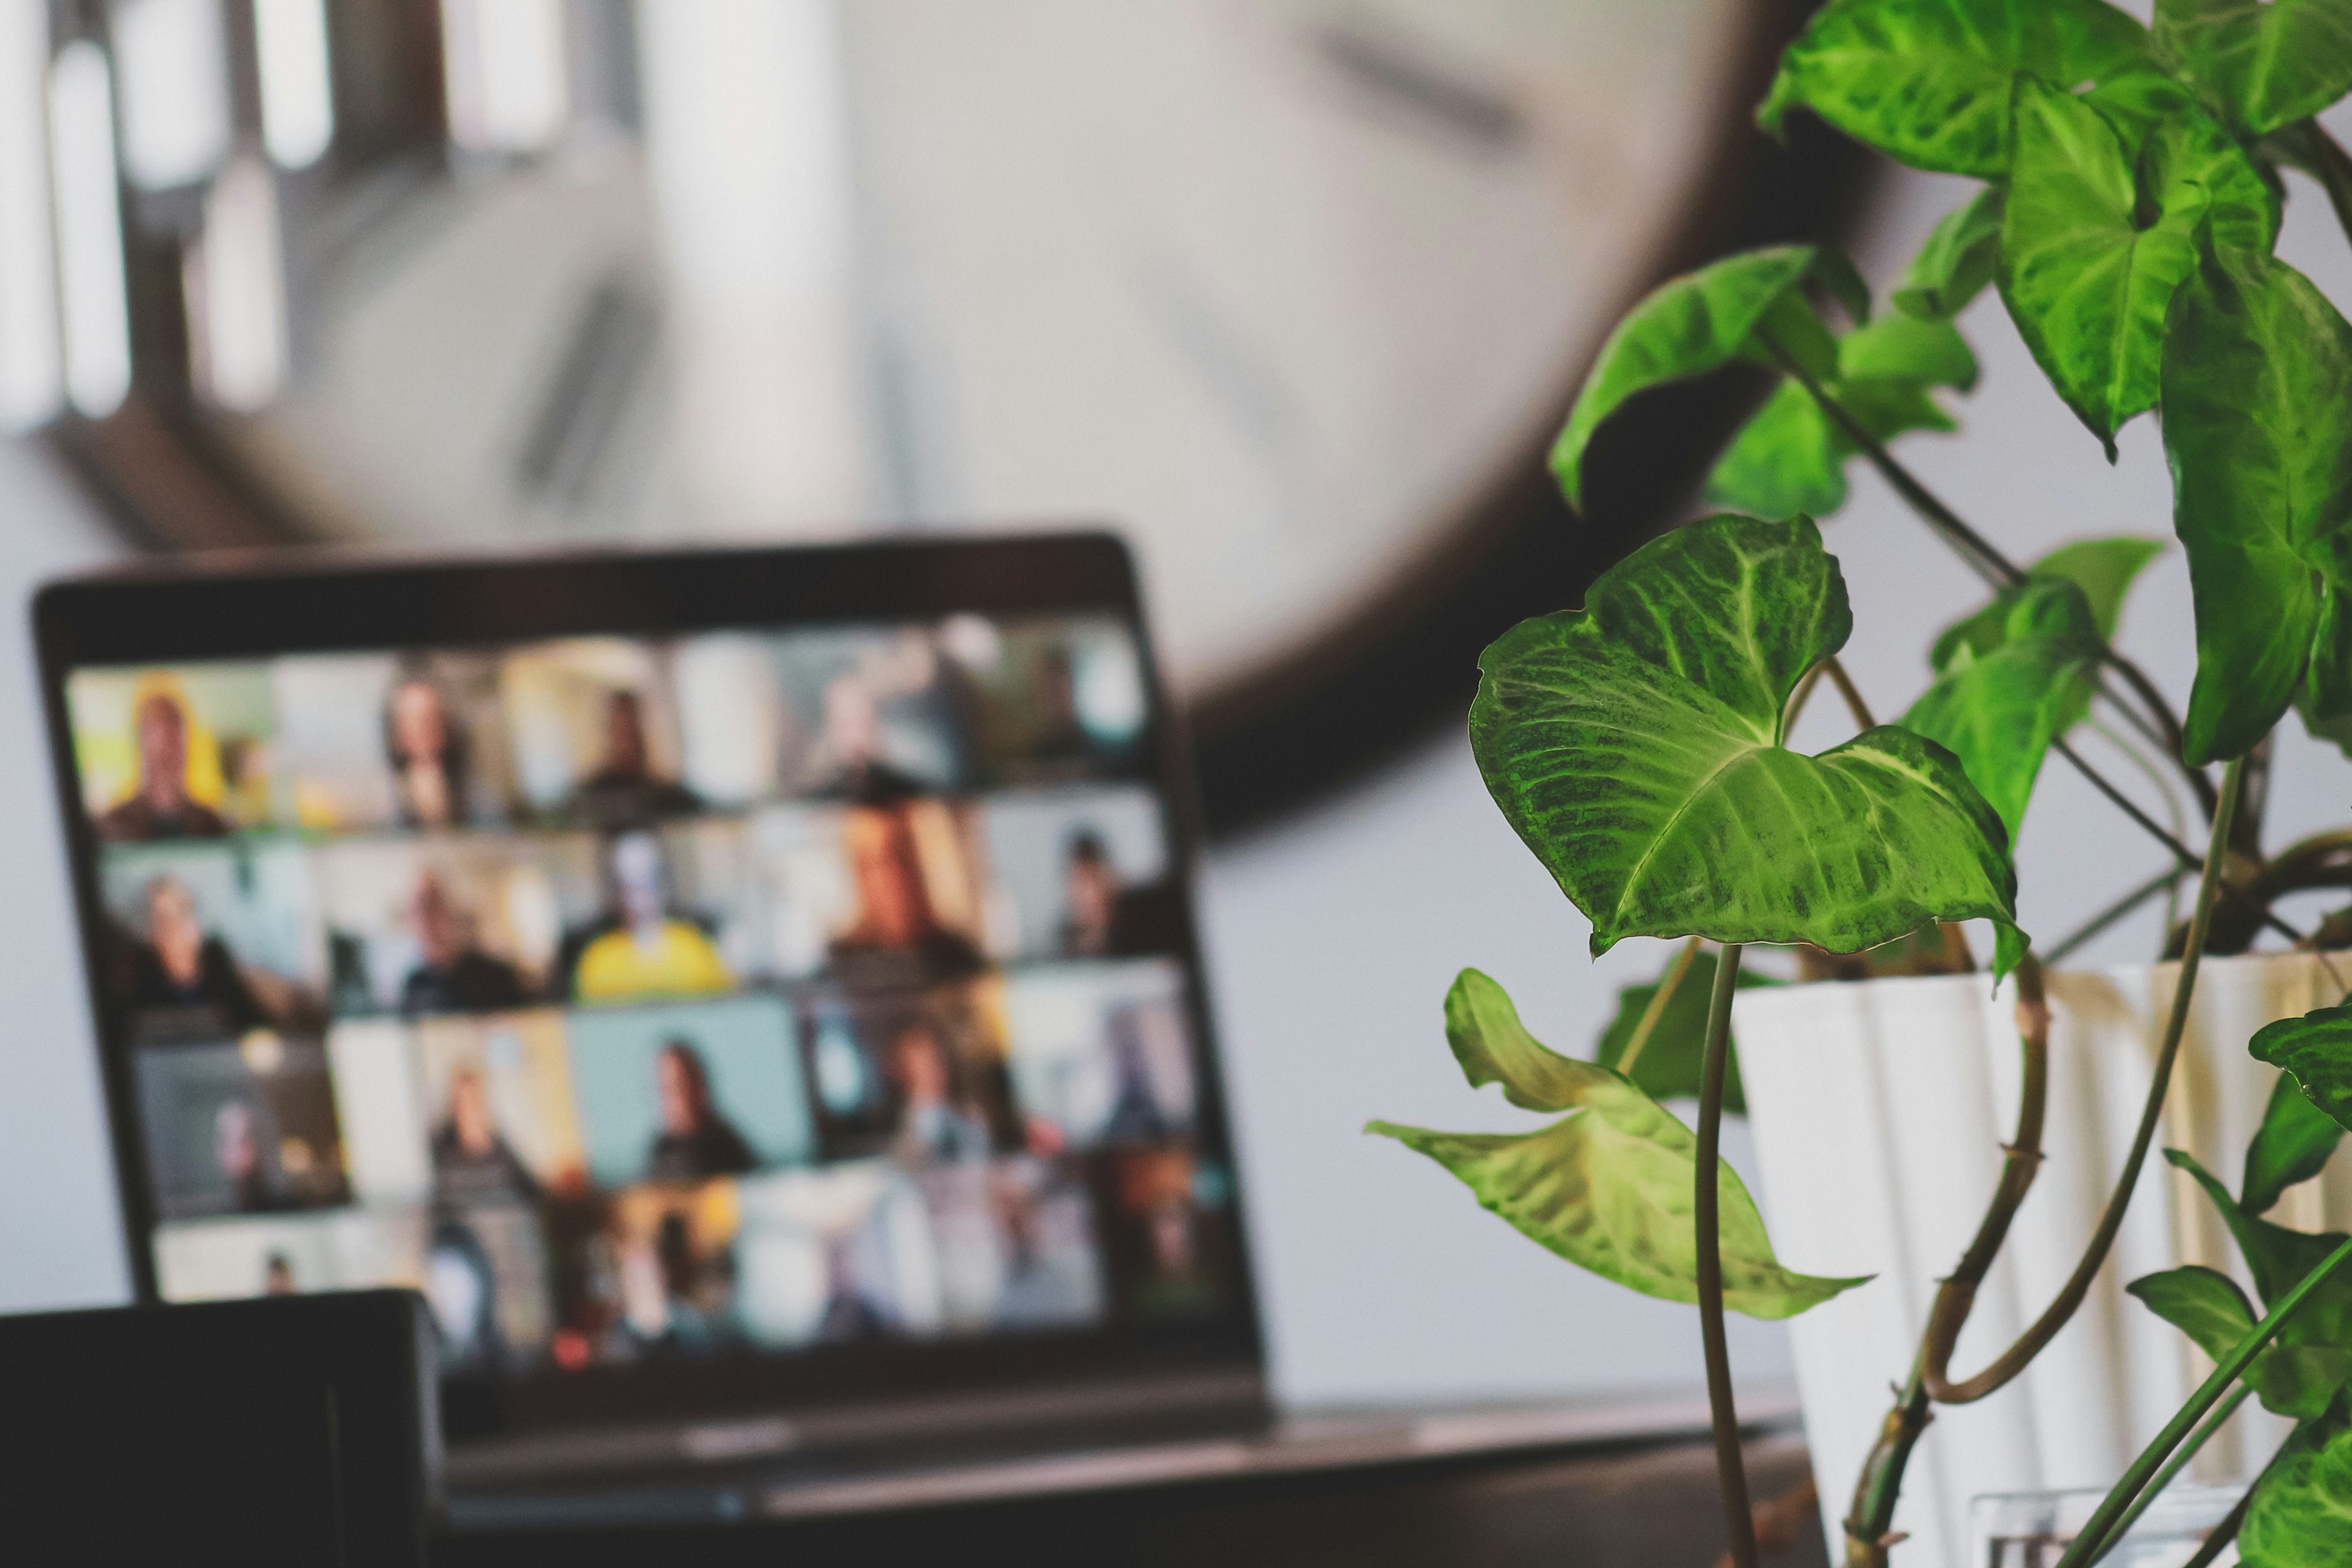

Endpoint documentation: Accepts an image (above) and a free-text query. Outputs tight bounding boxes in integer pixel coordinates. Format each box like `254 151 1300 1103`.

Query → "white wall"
4 126 2350 1419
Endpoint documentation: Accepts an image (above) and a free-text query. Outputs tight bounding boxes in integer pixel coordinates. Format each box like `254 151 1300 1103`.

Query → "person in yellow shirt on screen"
571 830 733 1002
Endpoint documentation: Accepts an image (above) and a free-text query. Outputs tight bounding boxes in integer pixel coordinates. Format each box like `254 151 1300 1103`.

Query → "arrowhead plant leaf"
1894 187 2006 320
2154 0 2352 137
1760 0 2178 177
1369 970 1866 1320
1901 577 2102 844
2245 1070 2349 1217
2023 535 2168 642
2129 1263 2350 1418
2169 1149 2352 1416
2253 1003 2352 1134
1471 513 2018 962
2242 1393 2352 1566
1998 80 2269 454
2161 250 2352 766
1553 247 1854 508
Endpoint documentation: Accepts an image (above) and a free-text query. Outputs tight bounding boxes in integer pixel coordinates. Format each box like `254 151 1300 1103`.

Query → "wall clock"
12 0 1863 830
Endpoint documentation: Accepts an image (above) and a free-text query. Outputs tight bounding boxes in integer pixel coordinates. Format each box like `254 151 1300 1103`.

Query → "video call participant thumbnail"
569 690 702 830
566 831 733 1002
402 873 532 1014
383 669 474 830
121 874 274 1038
96 682 230 842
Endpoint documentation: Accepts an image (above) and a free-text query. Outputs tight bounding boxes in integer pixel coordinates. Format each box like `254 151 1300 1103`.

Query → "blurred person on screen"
214 1100 274 1213
568 690 701 829
570 832 733 1002
807 675 924 803
646 1040 756 1182
1055 830 1181 958
426 1219 506 1374
402 872 530 1014
431 1068 541 1207
829 806 983 982
817 1236 888 1342
888 1022 990 1164
124 875 273 1035
97 682 228 842
382 670 471 829
1102 1010 1174 1144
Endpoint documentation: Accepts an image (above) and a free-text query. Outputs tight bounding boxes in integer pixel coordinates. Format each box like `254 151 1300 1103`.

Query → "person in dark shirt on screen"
430 1069 540 1208
97 686 229 842
567 690 700 829
646 1041 756 1183
126 875 271 1036
401 872 529 1014
1054 830 1181 958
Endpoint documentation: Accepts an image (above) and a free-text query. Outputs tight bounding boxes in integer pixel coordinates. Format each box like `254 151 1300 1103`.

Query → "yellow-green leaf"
1370 971 1866 1320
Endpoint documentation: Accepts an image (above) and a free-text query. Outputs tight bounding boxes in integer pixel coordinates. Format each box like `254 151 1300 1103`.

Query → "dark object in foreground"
0 1290 437 1566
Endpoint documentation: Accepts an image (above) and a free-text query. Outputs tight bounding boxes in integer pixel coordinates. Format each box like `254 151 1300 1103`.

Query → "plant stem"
1841 1369 1930 1568
2078 1382 2253 1565
2180 1477 2255 1568
1842 957 2050 1562
1618 936 1702 1079
1762 334 2214 819
1822 654 1877 730
1923 756 2246 1404
1696 941 1758 1568
2052 1229 2352 1568
2051 737 2306 947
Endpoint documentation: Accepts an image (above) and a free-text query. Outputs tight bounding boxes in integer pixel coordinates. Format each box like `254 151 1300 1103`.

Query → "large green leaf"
2155 0 2352 137
1369 970 1866 1320
1471 514 2018 960
1760 0 2176 177
2161 250 2352 765
1552 248 1849 508
2254 1004 2352 1133
2170 1150 2352 1416
1894 187 2005 321
2246 1070 2349 1217
1901 578 2102 843
2242 1394 2352 1567
1594 948 1776 1112
1998 78 2246 454
2026 535 2168 642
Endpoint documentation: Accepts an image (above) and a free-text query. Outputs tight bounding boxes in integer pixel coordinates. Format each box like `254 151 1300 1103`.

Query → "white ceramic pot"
1735 952 2352 1568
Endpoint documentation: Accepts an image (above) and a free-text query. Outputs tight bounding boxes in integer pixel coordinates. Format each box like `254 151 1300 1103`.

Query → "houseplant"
1371 1 2352 1564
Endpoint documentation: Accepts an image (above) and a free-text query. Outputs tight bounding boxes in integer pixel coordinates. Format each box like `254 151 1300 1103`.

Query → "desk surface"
439 1389 1823 1567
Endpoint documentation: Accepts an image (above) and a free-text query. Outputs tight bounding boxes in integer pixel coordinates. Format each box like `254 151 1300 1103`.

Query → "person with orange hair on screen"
97 682 228 842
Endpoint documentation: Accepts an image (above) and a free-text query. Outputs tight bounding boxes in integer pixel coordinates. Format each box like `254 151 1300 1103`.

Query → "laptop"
33 532 1269 1526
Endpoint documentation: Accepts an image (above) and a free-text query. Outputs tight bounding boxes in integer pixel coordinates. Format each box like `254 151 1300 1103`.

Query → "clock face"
27 0 1814 816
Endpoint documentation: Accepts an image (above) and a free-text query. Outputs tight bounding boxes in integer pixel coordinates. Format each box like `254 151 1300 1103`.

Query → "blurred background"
4 0 2351 1419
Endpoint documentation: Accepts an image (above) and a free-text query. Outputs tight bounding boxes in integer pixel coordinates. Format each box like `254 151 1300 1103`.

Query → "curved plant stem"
1696 942 1758 1568
1922 756 2247 1405
1842 956 2050 1564
1760 334 2213 820
2079 1381 2253 1564
2053 1229 2352 1568
1618 936 1702 1079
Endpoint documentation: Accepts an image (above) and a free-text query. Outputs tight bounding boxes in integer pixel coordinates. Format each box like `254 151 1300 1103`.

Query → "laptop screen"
38 538 1255 1444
